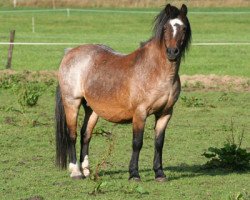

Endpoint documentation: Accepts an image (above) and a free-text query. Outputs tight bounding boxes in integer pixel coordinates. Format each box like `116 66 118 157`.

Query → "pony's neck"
146 38 181 78
166 58 181 78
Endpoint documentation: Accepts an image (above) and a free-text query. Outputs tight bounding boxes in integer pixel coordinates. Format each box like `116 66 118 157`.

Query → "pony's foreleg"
129 111 146 181
153 109 173 182
64 100 82 179
80 106 99 178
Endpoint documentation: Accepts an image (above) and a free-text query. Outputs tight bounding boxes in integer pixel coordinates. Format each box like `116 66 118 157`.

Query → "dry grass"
1 70 249 92
3 0 250 8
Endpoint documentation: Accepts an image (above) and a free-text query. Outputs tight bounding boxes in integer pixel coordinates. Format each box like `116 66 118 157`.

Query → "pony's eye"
183 27 187 32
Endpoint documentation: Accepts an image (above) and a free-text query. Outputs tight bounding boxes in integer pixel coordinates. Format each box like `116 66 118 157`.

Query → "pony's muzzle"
167 47 180 61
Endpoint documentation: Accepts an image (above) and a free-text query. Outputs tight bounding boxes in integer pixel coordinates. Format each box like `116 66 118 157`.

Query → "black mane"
152 4 192 57
153 5 179 41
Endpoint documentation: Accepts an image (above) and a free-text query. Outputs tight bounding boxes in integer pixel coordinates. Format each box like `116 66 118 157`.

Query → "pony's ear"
165 4 171 14
180 4 188 16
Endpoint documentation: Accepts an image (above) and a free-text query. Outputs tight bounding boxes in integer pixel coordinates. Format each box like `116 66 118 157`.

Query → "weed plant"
203 126 250 171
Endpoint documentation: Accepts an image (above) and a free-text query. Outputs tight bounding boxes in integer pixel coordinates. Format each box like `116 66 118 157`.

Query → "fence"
1 8 249 70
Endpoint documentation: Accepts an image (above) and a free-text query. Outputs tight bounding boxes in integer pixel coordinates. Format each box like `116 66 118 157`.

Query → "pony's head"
153 4 192 61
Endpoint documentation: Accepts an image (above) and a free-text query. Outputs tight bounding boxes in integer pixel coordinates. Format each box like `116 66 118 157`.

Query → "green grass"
0 74 249 200
0 8 250 76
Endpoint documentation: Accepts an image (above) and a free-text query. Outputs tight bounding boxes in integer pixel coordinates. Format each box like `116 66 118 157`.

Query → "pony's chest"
148 80 180 114
165 88 180 109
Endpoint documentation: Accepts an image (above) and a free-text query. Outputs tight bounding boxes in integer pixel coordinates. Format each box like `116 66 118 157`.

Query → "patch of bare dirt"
4 116 16 125
0 69 57 82
181 74 250 92
0 70 249 92
22 196 44 200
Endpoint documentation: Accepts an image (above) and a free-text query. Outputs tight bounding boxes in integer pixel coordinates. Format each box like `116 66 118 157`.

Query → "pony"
55 3 191 182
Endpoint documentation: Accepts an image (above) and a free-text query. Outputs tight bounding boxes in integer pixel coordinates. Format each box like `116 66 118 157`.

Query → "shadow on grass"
164 164 250 181
98 163 249 181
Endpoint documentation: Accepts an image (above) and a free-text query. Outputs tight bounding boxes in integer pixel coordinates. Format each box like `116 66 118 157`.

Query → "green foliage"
218 92 233 102
0 73 54 108
122 184 149 196
203 131 250 171
89 181 108 195
181 95 205 107
203 144 250 170
18 82 44 107
134 185 149 195
0 74 25 89
229 190 250 200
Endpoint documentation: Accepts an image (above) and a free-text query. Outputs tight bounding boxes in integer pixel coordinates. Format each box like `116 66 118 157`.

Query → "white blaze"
169 18 184 38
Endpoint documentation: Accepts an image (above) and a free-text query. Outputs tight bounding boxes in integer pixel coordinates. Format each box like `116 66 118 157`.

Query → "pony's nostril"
167 48 180 59
174 48 179 55
167 48 171 54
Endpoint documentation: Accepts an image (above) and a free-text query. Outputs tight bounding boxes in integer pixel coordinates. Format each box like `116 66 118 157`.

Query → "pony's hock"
55 4 191 181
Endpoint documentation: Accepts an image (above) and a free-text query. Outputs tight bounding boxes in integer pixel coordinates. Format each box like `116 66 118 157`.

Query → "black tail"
55 85 70 169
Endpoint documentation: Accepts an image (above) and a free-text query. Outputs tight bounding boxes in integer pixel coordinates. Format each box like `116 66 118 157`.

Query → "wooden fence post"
13 0 17 8
6 30 15 69
52 0 56 9
32 17 35 33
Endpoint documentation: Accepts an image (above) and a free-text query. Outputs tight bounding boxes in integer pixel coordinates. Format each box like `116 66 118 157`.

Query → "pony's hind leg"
153 109 173 182
80 103 99 178
64 99 83 179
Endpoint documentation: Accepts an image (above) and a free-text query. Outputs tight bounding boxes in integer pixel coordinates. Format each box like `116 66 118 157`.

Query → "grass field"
0 5 250 200
0 73 249 200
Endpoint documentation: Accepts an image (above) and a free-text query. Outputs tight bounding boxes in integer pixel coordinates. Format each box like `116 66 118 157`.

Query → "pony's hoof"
155 176 167 182
82 168 90 177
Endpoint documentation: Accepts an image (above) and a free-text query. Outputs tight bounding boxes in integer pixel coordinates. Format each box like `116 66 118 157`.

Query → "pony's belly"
87 102 133 123
96 108 133 123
